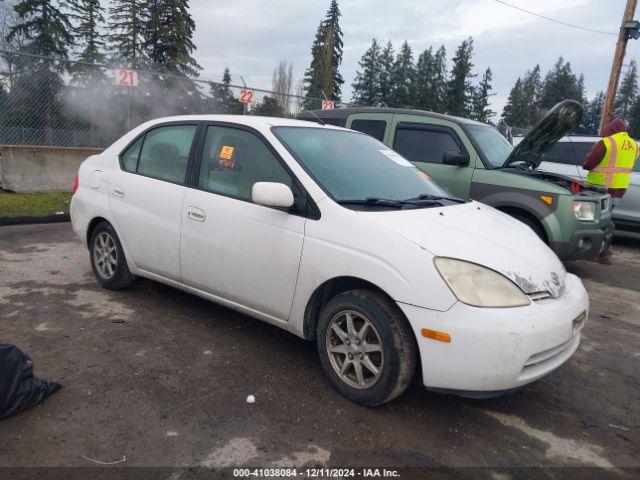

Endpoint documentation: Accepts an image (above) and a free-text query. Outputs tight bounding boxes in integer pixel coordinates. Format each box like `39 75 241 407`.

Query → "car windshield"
466 124 514 168
273 126 454 205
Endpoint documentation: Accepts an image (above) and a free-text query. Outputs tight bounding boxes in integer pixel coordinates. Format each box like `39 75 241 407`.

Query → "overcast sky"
190 0 640 117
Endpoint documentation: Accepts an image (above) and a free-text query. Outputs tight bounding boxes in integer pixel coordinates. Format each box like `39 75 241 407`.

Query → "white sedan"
71 115 588 405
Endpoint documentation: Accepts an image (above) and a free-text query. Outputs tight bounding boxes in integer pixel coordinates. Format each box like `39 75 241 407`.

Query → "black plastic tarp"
0 343 61 420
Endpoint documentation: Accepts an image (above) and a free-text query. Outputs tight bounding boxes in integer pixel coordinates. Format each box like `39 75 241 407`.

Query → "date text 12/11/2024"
233 468 400 478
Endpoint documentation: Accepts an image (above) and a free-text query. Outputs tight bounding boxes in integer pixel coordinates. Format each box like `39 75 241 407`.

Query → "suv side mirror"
442 151 470 167
252 182 294 208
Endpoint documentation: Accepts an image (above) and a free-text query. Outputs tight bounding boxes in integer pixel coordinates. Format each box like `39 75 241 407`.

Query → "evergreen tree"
446 37 475 116
109 0 145 67
577 91 604 135
302 0 344 108
378 40 395 107
628 95 640 138
413 47 435 110
390 41 414 107
432 45 448 112
6 0 73 131
471 67 494 122
253 96 284 117
69 0 106 84
614 59 638 122
539 57 584 110
501 77 528 127
209 67 242 114
351 38 381 106
521 64 542 125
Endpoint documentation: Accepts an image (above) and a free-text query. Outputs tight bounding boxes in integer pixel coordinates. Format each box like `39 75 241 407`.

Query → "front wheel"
316 290 417 406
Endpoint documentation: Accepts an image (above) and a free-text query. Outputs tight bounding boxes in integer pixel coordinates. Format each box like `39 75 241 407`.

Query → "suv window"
541 142 576 165
198 126 292 201
350 119 386 141
394 125 463 164
137 125 197 183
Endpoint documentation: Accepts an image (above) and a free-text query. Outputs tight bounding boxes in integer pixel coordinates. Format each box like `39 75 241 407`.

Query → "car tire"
316 289 417 406
89 221 136 290
511 213 546 242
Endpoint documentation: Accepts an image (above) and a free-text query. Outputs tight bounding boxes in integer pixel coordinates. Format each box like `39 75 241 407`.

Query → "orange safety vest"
586 132 638 189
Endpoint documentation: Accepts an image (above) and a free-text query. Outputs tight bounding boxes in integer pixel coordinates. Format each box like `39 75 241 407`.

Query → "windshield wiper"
337 197 408 208
408 194 466 204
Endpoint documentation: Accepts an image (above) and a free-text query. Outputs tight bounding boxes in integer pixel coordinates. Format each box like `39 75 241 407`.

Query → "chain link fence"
0 52 328 149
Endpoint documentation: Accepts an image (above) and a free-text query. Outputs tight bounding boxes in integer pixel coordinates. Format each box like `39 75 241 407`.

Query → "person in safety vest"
583 119 639 264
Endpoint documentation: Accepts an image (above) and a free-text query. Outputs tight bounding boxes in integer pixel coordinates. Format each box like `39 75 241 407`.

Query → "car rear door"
390 116 476 199
179 123 305 321
108 122 200 281
345 113 392 143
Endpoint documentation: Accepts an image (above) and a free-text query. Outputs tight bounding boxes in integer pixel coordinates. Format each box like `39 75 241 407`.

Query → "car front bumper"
551 223 614 261
397 273 588 394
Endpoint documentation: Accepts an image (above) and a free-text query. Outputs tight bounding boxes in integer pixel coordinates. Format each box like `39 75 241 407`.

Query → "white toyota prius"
71 115 588 405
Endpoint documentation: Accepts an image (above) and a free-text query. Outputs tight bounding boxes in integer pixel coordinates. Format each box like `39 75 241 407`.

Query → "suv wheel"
511 214 546 242
316 289 417 406
89 221 135 290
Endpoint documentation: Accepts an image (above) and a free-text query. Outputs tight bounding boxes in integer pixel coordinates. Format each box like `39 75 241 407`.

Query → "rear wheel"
89 221 135 290
316 289 417 406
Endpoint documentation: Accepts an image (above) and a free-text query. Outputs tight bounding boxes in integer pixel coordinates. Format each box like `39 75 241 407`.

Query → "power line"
491 0 618 36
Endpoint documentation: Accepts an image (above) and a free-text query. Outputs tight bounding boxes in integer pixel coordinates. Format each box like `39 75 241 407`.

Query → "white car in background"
71 115 588 405
513 135 640 232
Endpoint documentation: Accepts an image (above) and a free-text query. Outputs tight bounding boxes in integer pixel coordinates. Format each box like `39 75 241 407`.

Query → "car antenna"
307 110 326 126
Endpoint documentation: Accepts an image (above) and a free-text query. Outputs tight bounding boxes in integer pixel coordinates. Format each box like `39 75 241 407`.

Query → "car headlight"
572 201 596 221
434 258 530 308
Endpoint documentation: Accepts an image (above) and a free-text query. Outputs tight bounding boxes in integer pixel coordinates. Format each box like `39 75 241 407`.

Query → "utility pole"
600 0 639 132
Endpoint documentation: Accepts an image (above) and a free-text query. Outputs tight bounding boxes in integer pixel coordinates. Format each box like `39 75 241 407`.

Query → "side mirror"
442 151 470 166
251 182 294 208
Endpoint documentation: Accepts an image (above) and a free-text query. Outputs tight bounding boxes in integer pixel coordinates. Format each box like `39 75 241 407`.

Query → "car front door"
390 118 475 199
179 124 306 321
109 123 199 281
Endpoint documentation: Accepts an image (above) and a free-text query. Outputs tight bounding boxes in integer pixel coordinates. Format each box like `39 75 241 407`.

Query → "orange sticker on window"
219 145 235 160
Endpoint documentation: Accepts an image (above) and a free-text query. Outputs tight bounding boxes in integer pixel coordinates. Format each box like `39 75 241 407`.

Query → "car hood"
358 202 567 298
502 100 583 170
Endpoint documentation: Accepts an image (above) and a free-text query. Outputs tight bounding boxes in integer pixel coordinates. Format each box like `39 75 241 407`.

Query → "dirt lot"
0 223 639 478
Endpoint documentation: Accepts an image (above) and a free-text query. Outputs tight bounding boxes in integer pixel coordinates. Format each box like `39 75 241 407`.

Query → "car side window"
350 119 387 142
571 142 594 166
394 125 463 164
541 142 576 166
121 136 144 172
137 125 198 183
198 126 292 201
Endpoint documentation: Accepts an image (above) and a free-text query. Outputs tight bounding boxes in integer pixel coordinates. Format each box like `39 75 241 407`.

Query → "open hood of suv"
502 100 583 170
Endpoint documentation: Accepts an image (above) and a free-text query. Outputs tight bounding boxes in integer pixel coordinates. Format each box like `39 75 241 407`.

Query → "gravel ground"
0 223 638 479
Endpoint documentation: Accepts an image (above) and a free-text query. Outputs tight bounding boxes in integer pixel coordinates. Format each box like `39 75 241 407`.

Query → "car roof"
297 107 488 127
141 114 345 130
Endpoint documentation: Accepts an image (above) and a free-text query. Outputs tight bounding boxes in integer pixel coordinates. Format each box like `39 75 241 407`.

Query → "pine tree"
432 45 448 112
351 38 381 106
6 0 73 132
143 0 200 76
501 78 528 127
390 41 414 107
109 0 145 67
69 0 106 84
446 37 475 116
540 57 584 111
209 67 242 114
413 47 435 110
378 40 395 107
578 91 604 134
253 96 284 117
628 95 640 138
471 67 494 122
614 59 638 122
302 0 344 108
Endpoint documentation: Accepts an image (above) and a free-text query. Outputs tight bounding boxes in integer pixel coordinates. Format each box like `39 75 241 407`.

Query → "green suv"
299 101 613 261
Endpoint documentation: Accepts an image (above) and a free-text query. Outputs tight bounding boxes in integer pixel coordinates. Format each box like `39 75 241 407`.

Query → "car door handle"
186 207 206 222
112 186 124 198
